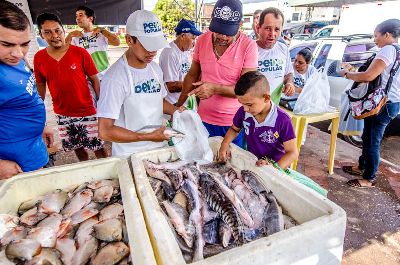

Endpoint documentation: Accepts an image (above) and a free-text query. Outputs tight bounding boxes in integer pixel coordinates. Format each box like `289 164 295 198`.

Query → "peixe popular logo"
135 79 161 94
143 21 162 34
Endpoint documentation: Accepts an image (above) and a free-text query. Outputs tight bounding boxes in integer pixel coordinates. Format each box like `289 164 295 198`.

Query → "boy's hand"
218 144 231 162
256 159 270 167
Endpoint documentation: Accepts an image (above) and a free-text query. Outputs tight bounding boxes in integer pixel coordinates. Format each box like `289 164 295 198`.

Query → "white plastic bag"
172 110 213 162
293 70 335 115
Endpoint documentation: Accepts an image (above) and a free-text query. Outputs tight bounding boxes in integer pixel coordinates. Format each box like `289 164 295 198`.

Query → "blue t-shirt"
0 60 48 171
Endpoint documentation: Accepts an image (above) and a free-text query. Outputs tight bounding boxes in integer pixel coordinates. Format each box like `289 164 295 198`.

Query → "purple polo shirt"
233 104 296 162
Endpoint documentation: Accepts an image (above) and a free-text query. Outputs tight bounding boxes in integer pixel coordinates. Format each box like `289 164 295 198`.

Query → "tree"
153 0 195 35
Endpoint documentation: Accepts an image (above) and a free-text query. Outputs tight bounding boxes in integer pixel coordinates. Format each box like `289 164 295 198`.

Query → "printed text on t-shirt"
135 79 161 94
258 58 284 72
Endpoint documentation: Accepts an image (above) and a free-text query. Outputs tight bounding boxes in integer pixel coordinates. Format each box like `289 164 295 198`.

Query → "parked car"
289 35 400 146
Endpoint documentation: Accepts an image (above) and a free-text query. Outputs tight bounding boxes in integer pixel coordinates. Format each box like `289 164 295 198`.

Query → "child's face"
237 92 270 116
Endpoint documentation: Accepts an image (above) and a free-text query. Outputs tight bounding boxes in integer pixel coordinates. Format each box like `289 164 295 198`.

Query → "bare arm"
277 138 298 169
342 59 387 82
36 83 47 100
163 99 179 116
218 125 241 162
88 74 100 99
100 29 120 46
165 81 183 93
283 73 294 85
177 61 201 106
98 118 168 143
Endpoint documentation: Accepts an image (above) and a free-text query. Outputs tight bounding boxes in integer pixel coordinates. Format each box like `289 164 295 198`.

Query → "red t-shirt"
34 45 98 117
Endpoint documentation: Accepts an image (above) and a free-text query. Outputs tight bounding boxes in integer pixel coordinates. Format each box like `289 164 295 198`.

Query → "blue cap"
209 0 242 36
175 19 202 36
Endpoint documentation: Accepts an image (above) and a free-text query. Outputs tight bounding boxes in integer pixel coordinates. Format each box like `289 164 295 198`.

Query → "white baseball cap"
126 10 169 51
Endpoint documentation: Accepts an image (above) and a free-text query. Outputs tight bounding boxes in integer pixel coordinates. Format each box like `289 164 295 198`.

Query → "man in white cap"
97 10 182 156
159 19 202 105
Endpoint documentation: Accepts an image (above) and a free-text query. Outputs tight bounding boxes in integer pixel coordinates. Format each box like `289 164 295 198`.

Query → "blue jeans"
203 122 245 149
359 102 400 182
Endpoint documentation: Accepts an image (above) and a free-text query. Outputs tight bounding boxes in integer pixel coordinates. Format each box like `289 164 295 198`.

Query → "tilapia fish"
199 173 244 245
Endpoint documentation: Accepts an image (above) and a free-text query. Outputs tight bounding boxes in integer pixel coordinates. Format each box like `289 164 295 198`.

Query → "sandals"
342 165 364 176
347 179 376 188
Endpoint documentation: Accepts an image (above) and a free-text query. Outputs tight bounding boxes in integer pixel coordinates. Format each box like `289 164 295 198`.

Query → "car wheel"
343 135 363 148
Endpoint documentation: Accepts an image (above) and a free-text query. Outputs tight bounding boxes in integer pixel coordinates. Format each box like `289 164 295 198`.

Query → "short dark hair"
36 13 64 32
76 6 96 24
253 9 262 17
297 47 313 64
0 0 30 31
259 7 284 27
235 71 269 96
376 19 400 38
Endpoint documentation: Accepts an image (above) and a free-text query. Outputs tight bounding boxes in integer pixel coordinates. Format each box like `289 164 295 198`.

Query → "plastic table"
282 108 340 175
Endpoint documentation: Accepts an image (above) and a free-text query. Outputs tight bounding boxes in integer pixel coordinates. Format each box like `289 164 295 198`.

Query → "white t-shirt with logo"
159 41 191 104
258 42 294 94
283 65 317 100
375 45 400 103
97 57 168 156
71 31 109 79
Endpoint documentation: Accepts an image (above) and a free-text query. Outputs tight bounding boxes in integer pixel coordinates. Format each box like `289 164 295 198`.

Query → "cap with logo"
209 0 243 36
175 19 202 36
126 10 169 51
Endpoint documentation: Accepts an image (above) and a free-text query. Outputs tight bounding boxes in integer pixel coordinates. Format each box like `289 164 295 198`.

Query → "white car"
289 35 377 108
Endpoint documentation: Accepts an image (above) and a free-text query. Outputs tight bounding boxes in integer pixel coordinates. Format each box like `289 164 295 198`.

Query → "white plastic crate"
0 157 156 265
131 137 346 265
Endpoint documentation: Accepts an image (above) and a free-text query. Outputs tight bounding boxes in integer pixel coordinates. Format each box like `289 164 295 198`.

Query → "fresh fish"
262 191 284 235
219 223 233 248
243 228 263 241
90 241 130 265
0 214 19 239
20 207 47 226
69 182 89 196
144 159 191 171
71 236 98 265
161 181 176 201
99 203 124 221
241 170 270 195
117 257 130 265
18 197 42 215
85 201 102 210
143 160 172 185
162 201 195 248
121 219 129 244
75 216 98 248
173 191 188 210
87 179 119 190
200 162 233 175
0 250 13 265
56 218 74 238
71 207 99 225
38 190 68 214
25 248 63 265
208 172 254 228
162 212 192 255
94 218 123 242
164 169 184 190
199 173 243 245
62 189 93 217
182 179 204 262
0 226 28 246
37 213 63 233
26 226 57 248
203 219 220 245
5 238 41 261
55 238 76 265
201 200 219 223
93 185 114 203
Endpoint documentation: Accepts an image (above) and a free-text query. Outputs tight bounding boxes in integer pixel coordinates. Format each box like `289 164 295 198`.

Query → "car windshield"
289 43 318 61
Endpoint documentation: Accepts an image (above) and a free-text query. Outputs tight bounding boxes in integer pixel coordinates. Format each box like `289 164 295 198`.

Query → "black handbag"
279 98 297 111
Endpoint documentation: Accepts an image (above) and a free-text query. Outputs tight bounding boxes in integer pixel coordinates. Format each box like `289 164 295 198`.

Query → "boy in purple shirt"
218 71 298 169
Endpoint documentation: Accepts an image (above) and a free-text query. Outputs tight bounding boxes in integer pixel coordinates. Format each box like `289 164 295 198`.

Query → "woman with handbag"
339 19 400 188
280 48 316 110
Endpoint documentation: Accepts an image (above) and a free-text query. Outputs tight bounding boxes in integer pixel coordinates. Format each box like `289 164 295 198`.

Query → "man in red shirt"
34 13 107 161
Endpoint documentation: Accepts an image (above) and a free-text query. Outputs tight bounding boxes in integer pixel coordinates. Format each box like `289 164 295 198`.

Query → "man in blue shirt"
0 0 53 179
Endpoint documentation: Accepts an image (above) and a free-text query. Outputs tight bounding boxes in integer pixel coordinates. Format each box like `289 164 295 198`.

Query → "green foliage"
153 0 195 35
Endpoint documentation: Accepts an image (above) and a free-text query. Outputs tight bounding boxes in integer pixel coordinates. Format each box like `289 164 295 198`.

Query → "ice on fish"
26 226 57 248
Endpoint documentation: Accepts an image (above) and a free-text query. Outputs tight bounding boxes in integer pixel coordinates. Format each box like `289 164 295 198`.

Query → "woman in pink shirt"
177 0 257 147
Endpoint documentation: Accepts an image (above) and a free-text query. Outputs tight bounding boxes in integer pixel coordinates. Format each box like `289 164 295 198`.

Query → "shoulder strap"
384 44 400 94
